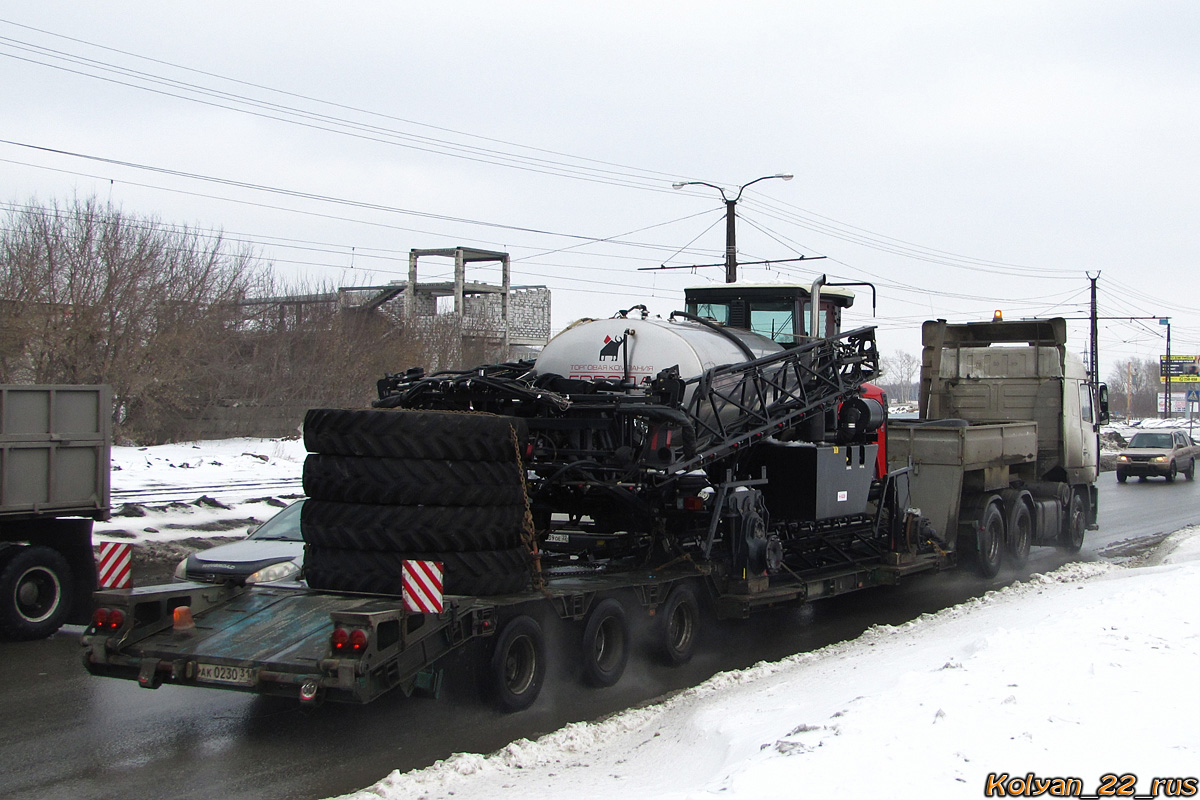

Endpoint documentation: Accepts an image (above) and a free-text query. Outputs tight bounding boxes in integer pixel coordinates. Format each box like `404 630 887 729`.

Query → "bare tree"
0 196 260 441
878 350 920 404
1107 357 1164 419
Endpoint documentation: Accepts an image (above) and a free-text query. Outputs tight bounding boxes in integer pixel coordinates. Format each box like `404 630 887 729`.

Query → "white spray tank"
532 313 783 387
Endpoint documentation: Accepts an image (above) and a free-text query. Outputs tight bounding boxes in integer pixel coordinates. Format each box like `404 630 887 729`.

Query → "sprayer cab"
684 279 857 345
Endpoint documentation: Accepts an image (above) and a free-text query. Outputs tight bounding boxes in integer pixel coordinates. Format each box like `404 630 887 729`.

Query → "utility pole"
1087 272 1100 382
672 174 793 283
1162 317 1172 418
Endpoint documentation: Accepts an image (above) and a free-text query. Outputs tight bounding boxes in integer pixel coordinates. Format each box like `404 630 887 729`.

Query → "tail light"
91 606 125 633
91 608 125 630
331 626 370 655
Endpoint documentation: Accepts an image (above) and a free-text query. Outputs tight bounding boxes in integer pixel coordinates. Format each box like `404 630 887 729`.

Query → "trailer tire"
659 583 701 666
972 500 1004 579
1060 491 1087 553
581 598 630 687
303 455 526 506
304 408 526 462
301 501 528 552
304 545 530 596
488 615 546 712
1004 497 1032 566
0 545 74 641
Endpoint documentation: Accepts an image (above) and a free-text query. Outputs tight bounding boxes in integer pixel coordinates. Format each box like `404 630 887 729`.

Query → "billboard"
1160 354 1200 383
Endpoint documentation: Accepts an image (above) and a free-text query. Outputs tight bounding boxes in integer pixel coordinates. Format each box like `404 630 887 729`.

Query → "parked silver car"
174 499 305 584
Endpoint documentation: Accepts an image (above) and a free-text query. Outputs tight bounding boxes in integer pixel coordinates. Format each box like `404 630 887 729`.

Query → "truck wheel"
1060 492 1086 553
581 598 630 687
304 408 526 462
0 546 74 641
659 583 701 666
1116 471 1127 484
301 501 528 552
489 615 546 712
973 501 1004 579
303 455 526 507
1005 499 1032 566
1165 461 1177 483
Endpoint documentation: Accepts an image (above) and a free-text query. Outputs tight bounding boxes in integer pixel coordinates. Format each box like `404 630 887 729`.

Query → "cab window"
749 301 797 343
694 303 729 325
1078 384 1094 424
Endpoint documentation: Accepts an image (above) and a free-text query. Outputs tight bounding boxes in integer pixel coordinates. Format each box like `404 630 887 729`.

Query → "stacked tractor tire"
300 408 533 597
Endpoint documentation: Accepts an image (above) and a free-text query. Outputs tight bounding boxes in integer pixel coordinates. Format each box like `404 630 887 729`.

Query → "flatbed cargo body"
83 549 946 704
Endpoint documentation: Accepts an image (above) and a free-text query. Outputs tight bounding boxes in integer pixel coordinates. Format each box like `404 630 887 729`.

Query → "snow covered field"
92 435 1200 800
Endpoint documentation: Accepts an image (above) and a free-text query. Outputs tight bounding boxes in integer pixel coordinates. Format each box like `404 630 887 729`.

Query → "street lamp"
672 173 793 283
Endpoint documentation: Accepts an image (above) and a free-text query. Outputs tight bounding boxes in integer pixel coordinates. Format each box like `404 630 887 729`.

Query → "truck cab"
684 281 857 344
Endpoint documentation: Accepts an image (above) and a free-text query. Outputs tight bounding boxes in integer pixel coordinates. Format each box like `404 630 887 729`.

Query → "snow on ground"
95 437 306 545
340 533 1200 800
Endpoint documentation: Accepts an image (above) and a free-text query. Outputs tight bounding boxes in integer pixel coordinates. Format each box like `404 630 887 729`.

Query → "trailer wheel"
659 583 701 666
1004 498 1032 566
581 598 630 687
1060 491 1086 553
973 500 1004 579
301 500 528 552
489 615 546 712
304 408 526 462
0 545 74 641
303 455 526 507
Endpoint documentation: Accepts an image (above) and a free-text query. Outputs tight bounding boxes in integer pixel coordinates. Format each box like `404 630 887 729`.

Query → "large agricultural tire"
301 500 528 552
304 408 527 462
488 615 546 712
304 545 530 596
0 545 74 641
303 454 526 507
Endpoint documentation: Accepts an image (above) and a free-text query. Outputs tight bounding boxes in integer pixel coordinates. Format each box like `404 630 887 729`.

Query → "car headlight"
1152 456 1168 463
1117 455 1128 462
246 560 301 584
174 558 189 580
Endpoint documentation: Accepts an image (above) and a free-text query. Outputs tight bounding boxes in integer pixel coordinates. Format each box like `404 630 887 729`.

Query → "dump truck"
81 282 1104 710
887 317 1103 577
1 385 111 640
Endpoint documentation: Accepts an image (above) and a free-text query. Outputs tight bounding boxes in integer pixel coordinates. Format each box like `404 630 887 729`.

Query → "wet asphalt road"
2 470 1198 800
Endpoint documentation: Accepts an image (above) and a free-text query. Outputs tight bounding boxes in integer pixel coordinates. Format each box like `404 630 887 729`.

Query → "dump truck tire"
0 545 74 641
304 408 526 461
300 500 527 552
303 454 526 507
304 545 530 596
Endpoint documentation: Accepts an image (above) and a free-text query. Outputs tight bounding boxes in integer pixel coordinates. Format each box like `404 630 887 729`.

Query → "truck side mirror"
1097 384 1110 424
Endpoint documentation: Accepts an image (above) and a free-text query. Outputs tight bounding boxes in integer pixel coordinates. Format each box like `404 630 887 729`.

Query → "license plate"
545 533 570 543
196 663 257 687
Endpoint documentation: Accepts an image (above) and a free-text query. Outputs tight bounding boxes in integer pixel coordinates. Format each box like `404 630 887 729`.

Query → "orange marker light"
173 606 195 631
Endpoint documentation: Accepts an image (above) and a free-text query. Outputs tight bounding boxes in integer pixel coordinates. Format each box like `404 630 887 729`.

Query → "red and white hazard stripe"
97 542 132 589
402 560 443 613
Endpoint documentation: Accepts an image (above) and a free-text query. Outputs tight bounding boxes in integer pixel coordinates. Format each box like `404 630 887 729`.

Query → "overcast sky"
3 2 1198 384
